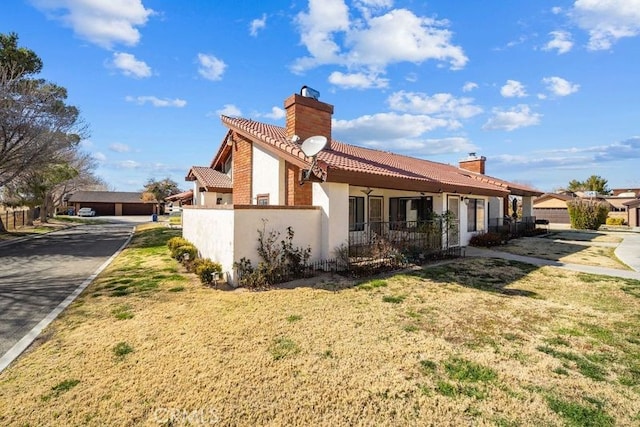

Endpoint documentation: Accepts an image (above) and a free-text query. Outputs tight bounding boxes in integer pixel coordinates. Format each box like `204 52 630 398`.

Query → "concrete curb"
0 227 135 373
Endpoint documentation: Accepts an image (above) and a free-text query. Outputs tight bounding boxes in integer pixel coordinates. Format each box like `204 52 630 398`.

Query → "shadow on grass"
409 258 540 298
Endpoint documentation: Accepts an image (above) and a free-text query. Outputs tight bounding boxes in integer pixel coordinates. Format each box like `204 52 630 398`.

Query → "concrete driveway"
0 219 141 370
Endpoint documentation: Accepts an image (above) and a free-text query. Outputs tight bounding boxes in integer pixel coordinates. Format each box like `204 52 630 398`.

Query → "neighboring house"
185 166 232 207
624 199 640 228
533 193 575 224
165 189 194 208
66 191 157 216
533 191 638 224
183 90 542 284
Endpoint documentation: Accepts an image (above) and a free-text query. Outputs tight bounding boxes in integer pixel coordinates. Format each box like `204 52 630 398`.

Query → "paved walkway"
466 231 640 281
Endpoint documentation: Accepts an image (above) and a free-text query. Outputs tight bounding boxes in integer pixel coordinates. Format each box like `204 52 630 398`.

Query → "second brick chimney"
459 152 486 175
284 93 334 144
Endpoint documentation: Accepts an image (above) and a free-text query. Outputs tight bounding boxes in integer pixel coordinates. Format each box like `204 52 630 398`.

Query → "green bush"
567 199 609 230
172 244 198 262
606 217 625 226
167 236 189 252
194 258 223 285
469 232 504 247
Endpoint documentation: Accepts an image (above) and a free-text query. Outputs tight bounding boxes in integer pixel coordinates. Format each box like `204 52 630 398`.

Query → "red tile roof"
186 167 232 191
221 116 542 197
165 189 193 202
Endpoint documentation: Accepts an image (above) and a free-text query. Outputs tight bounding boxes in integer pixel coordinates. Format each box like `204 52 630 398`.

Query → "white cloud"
250 13 267 36
494 136 640 166
385 137 477 156
542 76 580 96
500 80 527 98
387 91 483 119
292 1 467 75
116 160 141 169
216 104 242 117
333 112 451 143
260 106 286 120
543 30 574 54
197 53 226 81
328 71 389 89
109 142 131 153
483 105 542 131
92 152 107 162
462 82 478 92
551 6 563 15
111 52 151 78
31 0 153 48
571 0 640 50
125 96 187 108
109 143 131 153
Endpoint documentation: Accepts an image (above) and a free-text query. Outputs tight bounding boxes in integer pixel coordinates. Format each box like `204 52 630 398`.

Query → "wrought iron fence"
348 219 460 267
488 216 537 236
234 219 462 287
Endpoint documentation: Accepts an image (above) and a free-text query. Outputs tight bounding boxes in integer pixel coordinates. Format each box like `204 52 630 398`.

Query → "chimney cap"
300 85 320 100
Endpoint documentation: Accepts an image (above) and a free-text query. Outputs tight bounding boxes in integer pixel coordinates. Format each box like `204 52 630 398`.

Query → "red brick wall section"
459 158 486 175
285 162 312 206
284 94 334 142
232 133 253 205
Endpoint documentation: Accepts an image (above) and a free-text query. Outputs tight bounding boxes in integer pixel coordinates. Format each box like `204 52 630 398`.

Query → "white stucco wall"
522 196 533 217
182 207 235 279
233 207 322 283
313 182 350 259
252 145 281 204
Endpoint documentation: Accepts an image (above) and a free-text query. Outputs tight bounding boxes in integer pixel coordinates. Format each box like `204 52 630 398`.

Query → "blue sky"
2 0 640 192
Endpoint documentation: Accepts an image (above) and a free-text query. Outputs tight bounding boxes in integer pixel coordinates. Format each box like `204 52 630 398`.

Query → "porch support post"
312 182 349 259
522 196 533 218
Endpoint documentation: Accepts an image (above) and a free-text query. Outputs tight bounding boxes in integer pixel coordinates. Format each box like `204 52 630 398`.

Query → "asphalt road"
0 221 138 359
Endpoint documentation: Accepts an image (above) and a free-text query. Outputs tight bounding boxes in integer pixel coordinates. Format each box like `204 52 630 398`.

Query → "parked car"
77 207 96 217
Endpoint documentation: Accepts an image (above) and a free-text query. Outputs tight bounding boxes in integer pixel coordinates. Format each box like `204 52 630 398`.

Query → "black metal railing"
348 219 460 266
488 216 537 236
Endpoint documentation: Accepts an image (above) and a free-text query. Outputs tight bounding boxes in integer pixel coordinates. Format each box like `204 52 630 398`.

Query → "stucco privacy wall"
183 207 235 278
233 207 322 279
184 206 322 284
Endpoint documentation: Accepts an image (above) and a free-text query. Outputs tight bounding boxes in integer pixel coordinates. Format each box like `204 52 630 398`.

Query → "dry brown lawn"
1 227 639 426
494 231 629 270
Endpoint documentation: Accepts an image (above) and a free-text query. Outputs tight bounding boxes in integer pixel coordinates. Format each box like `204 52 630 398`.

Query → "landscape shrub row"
166 236 222 286
605 217 626 226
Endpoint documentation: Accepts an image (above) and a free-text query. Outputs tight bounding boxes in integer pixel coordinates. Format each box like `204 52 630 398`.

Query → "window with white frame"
467 198 485 232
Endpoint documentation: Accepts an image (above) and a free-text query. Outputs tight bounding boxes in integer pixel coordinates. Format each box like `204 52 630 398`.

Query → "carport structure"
66 191 157 216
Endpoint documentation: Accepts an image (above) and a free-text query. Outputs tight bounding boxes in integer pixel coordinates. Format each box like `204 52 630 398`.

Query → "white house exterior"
183 91 542 285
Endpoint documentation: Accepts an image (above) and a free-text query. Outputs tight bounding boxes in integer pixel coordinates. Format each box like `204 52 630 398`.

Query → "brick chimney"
284 92 333 143
459 152 486 175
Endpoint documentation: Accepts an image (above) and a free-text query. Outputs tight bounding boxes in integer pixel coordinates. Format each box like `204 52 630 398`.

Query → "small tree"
567 199 609 230
566 175 610 195
142 177 181 214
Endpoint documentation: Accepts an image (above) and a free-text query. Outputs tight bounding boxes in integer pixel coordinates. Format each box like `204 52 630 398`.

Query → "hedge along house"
183 90 542 285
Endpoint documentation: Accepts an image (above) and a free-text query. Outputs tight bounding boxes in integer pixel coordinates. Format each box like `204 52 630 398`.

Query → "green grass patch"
537 346 607 381
357 279 388 290
382 295 405 304
545 336 572 347
419 359 437 374
113 342 134 358
546 395 614 427
270 337 300 360
286 314 302 322
41 379 80 401
168 286 185 292
435 380 457 397
444 358 497 383
111 305 133 320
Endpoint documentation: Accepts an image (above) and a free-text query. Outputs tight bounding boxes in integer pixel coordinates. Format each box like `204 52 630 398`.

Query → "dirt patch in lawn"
1 231 639 426
494 232 630 270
